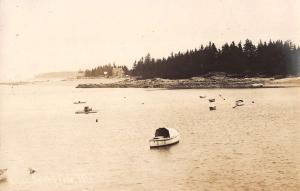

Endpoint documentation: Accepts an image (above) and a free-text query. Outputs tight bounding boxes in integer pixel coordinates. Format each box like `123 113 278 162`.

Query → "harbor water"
0 80 299 191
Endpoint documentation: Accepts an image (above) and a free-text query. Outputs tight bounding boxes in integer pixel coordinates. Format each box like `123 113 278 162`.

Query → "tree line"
130 40 300 79
85 64 129 77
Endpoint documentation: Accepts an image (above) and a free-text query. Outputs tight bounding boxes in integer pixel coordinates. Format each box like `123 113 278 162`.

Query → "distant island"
35 71 84 79
77 39 300 89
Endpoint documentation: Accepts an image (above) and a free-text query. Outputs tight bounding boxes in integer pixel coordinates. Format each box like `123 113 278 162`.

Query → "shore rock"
76 77 274 89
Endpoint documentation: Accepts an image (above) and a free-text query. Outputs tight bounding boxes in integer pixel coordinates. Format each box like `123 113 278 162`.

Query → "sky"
0 0 299 81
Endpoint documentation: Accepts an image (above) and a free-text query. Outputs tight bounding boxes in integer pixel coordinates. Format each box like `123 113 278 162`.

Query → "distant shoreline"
1 75 299 89
76 76 300 89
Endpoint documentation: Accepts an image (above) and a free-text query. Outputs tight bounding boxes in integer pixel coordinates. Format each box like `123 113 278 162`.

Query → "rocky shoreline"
75 76 284 89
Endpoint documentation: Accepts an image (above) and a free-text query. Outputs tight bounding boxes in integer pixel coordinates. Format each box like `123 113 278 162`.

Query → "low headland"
76 75 300 89
78 40 300 89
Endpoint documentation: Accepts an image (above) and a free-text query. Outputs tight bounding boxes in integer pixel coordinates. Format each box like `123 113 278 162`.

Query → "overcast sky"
0 0 299 81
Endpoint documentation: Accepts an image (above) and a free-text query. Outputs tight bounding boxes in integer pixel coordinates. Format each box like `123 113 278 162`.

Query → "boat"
235 100 244 106
251 83 263 88
73 101 86 104
209 106 216 111
149 128 180 148
209 98 215 102
199 95 206 98
0 169 7 182
233 100 244 108
75 106 98 114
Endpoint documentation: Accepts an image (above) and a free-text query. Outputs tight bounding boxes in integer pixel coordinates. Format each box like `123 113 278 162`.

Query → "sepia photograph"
0 0 299 190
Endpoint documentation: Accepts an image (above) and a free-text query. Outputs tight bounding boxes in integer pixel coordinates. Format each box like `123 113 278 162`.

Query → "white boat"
251 83 263 88
0 169 7 182
149 128 180 148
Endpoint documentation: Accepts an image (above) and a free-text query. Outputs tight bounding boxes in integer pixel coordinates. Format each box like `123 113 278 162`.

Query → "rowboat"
235 100 244 106
233 100 244 108
209 106 216 111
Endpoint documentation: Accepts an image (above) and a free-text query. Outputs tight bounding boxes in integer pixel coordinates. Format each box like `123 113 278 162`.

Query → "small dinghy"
149 128 180 148
209 98 215 102
251 83 263 88
74 101 86 104
235 100 244 106
233 100 244 108
0 169 7 182
209 106 216 111
199 95 206 98
75 106 98 114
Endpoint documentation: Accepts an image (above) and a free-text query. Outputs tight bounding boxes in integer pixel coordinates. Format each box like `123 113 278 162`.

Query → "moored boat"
149 128 180 148
75 106 98 114
233 100 244 108
235 99 244 106
251 83 263 88
209 106 216 111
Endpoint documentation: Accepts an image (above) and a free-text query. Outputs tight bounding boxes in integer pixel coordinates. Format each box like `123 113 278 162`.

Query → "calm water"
0 81 299 191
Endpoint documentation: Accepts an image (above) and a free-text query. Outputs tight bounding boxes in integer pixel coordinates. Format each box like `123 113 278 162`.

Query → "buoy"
28 168 36 174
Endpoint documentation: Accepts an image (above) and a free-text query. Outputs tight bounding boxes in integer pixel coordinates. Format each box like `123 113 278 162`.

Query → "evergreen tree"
129 40 300 79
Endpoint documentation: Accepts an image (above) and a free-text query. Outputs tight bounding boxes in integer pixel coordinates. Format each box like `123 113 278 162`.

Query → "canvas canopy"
155 128 170 138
